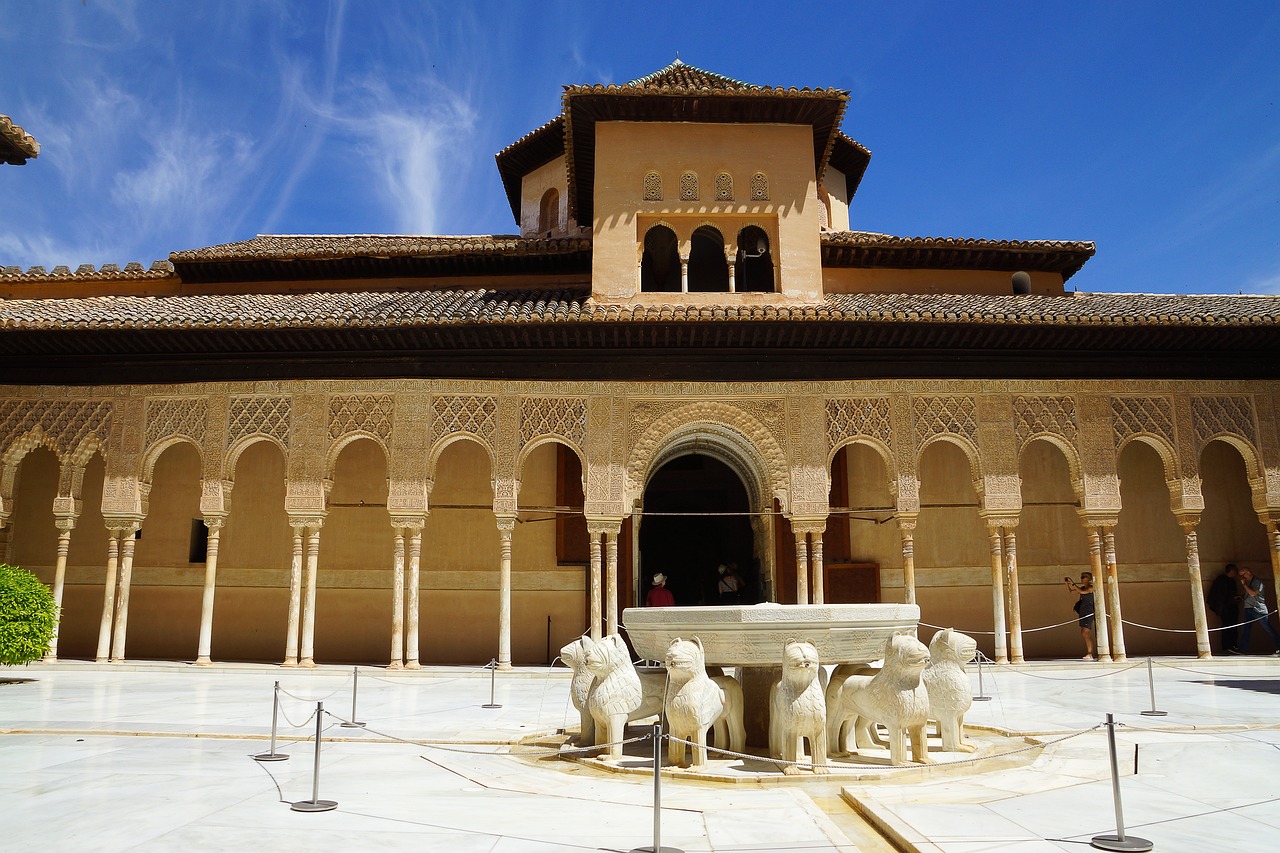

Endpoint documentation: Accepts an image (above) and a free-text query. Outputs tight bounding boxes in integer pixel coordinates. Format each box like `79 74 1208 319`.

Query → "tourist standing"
1233 567 1280 655
646 573 675 608
1206 564 1241 654
717 563 743 605
1065 572 1096 660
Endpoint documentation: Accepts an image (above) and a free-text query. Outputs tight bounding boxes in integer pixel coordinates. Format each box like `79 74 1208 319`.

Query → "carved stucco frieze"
227 395 292 450
329 393 394 441
826 397 893 451
0 398 112 464
1111 395 1176 461
1013 394 1079 449
912 395 978 450
520 396 587 451
144 396 207 451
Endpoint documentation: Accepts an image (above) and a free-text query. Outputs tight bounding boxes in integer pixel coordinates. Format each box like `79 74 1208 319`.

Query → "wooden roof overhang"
2 292 1277 385
169 236 592 284
822 233 1097 281
562 87 849 223
495 117 566 222
1 115 40 165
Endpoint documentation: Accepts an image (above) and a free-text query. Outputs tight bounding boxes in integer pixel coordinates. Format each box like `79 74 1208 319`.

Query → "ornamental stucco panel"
976 395 1021 514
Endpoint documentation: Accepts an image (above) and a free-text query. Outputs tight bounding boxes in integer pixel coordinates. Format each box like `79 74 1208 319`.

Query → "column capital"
494 514 517 534
1077 511 1120 530
390 515 427 530
1173 511 1201 531
894 512 918 532
103 515 144 535
585 516 625 536
201 514 228 532
288 514 326 532
54 515 79 532
979 512 1019 531
787 515 827 535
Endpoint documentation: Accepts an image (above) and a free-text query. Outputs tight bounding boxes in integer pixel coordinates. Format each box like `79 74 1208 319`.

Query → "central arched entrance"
639 453 758 606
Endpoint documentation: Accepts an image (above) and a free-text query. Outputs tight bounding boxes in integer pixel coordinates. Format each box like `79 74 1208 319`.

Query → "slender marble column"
811 535 826 605
300 523 322 667
496 516 515 670
987 525 1008 663
727 260 736 293
1087 527 1112 662
680 258 689 292
588 531 603 640
195 517 224 665
96 532 120 663
605 527 620 636
389 527 406 669
406 527 422 669
1181 522 1212 659
794 532 810 605
898 517 917 606
46 518 76 660
1102 526 1127 661
283 524 304 666
110 525 139 662
1267 522 1280 580
1004 527 1024 664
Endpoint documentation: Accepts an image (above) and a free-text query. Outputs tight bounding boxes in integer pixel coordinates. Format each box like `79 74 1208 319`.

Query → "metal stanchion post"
253 681 289 762
340 666 366 728
1091 713 1152 851
290 702 338 813
630 722 681 853
972 651 992 701
1139 658 1167 717
482 658 502 709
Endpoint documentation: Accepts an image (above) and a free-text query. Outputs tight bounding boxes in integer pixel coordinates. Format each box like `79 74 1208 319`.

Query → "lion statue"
923 627 979 753
583 633 644 760
768 639 830 775
829 632 932 766
663 637 745 768
561 636 664 745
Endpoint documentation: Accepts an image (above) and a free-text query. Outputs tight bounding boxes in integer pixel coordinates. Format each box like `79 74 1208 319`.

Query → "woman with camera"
1065 572 1097 660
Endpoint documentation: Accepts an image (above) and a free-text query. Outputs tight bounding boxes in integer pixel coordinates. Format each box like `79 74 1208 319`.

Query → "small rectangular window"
189 519 209 563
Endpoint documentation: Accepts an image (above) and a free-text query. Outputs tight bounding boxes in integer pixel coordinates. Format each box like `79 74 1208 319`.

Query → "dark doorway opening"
639 453 757 606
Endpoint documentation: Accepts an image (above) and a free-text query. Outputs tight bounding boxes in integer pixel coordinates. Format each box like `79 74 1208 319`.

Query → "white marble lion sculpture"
663 637 745 768
829 632 932 766
923 627 978 753
561 636 663 745
769 639 830 775
583 633 644 760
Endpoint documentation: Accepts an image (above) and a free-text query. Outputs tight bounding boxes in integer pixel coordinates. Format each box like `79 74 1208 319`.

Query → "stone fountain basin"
622 603 920 667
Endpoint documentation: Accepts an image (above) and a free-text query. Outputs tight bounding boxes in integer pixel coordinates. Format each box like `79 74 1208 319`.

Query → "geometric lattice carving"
714 172 733 201
328 394 394 440
912 396 977 446
680 171 698 201
144 397 207 449
750 172 769 201
1111 396 1175 449
643 171 662 201
520 397 587 447
228 396 291 447
432 395 497 443
826 397 893 448
0 399 112 458
1014 395 1078 447
1191 395 1257 447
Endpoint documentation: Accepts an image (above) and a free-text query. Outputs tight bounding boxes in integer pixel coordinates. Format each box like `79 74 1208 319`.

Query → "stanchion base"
339 721 366 728
291 799 338 813
972 696 992 702
628 847 684 853
1090 833 1152 851
481 704 503 709
253 752 289 762
1139 710 1167 717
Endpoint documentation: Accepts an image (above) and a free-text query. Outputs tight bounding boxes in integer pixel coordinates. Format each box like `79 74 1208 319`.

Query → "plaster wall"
519 156 568 236
821 166 851 232
592 122 823 302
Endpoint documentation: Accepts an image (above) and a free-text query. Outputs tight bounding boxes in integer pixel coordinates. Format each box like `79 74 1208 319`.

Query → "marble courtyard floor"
1 655 1278 852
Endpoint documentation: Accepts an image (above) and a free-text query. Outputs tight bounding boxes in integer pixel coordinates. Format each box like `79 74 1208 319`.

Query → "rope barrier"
276 673 355 703
983 661 1144 681
1153 659 1280 677
661 724 1102 772
277 702 318 730
919 615 1082 636
361 661 495 687
1122 607 1279 634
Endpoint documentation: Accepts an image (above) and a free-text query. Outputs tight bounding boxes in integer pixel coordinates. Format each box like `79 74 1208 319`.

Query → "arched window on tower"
735 226 774 293
641 225 681 292
687 225 729 292
817 187 831 230
538 188 560 235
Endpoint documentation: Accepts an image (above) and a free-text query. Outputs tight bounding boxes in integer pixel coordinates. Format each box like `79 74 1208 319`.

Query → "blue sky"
2 1 1278 294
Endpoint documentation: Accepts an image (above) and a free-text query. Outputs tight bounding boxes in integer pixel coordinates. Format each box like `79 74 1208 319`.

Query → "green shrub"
0 563 58 666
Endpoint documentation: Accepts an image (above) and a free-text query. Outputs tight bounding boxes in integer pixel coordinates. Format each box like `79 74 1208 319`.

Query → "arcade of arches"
2 378 1279 668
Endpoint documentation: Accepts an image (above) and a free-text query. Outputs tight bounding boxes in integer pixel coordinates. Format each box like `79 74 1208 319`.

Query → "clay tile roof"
168 233 588 263
828 132 872 200
494 115 566 221
2 288 1277 333
821 231 1097 280
621 58 762 92
1 114 40 165
0 260 174 283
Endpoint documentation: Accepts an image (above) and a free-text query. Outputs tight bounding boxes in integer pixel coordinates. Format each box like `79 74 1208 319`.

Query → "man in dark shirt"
1206 564 1240 654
